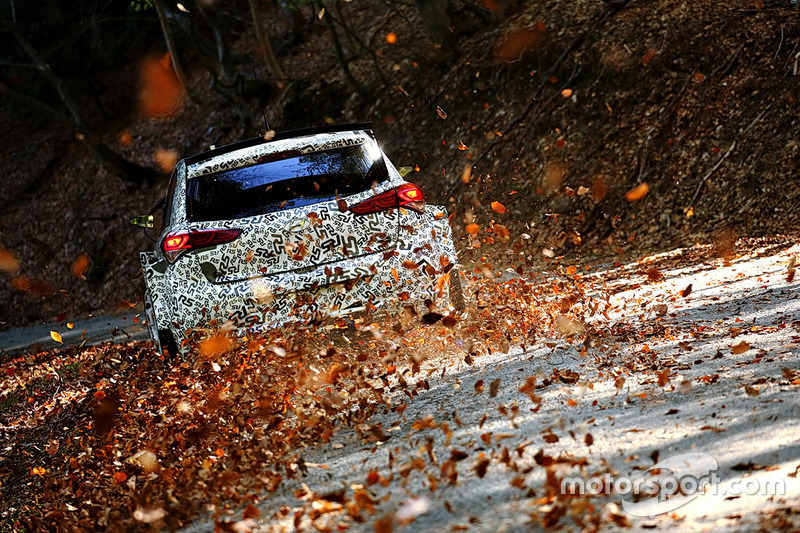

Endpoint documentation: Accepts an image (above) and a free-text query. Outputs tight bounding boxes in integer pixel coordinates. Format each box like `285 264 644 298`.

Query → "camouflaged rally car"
138 123 463 355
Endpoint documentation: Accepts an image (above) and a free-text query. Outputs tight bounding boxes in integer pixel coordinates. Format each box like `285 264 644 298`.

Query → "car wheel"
144 289 178 359
449 268 466 312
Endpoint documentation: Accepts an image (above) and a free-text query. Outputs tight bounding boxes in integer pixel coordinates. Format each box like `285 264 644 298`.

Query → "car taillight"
161 228 241 262
350 183 425 215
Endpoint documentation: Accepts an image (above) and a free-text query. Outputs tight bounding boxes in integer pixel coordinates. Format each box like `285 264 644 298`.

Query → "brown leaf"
542 431 559 443
337 199 348 212
646 267 663 281
584 433 594 447
474 380 484 394
680 284 693 298
436 106 448 119
731 341 750 355
489 378 501 398
592 176 607 202
0 248 20 274
422 312 443 325
543 161 568 193
474 457 490 478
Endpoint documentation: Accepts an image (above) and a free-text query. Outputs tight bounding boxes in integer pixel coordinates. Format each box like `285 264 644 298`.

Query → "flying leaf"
72 254 90 279
489 378 501 398
491 201 506 214
386 32 398 44
0 248 20 273
436 106 448 119
680 284 693 298
139 53 183 118
154 149 179 173
50 331 63 343
561 88 573 98
625 182 650 202
422 312 443 325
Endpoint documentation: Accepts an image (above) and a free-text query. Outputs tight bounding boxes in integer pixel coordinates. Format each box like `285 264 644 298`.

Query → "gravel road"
183 240 800 532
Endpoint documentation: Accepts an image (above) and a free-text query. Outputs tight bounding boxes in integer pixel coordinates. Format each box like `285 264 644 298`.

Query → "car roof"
183 122 375 168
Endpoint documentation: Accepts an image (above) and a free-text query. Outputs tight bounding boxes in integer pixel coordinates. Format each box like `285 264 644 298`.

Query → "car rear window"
185 144 388 222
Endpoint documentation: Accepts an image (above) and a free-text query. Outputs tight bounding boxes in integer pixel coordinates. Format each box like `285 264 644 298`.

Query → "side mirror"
130 215 155 229
398 166 415 178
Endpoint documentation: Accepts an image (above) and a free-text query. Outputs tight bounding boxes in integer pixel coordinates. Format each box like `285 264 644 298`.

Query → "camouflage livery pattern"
139 129 459 351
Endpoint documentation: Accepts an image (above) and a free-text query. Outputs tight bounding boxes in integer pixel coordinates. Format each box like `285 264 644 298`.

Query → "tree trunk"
248 0 287 86
153 0 199 103
3 28 160 184
319 2 367 96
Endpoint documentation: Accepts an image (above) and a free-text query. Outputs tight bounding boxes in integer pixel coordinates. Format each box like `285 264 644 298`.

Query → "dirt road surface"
182 239 800 532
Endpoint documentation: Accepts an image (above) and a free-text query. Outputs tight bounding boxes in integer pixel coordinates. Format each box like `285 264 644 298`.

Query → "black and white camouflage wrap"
139 130 459 349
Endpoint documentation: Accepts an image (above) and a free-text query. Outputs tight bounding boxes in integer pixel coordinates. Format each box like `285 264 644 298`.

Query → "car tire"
449 268 466 312
144 289 179 359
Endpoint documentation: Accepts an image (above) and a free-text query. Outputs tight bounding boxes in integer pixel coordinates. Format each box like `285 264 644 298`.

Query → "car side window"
162 169 178 228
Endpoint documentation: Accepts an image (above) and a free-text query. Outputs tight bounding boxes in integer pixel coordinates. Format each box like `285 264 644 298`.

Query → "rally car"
136 123 462 355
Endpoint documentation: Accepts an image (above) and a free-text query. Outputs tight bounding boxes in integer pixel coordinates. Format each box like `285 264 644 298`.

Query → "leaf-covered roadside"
0 272 591 530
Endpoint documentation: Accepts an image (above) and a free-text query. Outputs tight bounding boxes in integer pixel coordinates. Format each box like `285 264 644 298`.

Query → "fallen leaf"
731 341 750 355
680 284 693 298
489 378 501 398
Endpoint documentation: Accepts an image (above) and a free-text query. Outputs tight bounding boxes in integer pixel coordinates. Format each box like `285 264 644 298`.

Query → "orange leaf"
386 32 397 44
199 334 233 358
139 53 183 118
72 254 90 278
560 88 573 98
490 201 506 214
465 223 480 235
154 149 178 173
625 182 650 202
0 248 20 274
113 471 128 484
50 331 63 343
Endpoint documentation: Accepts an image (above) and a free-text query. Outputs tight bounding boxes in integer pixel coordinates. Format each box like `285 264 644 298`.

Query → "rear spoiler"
184 122 375 167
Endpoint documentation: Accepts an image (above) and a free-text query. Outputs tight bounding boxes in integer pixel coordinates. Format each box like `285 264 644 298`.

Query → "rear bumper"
147 205 459 347
170 246 448 338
